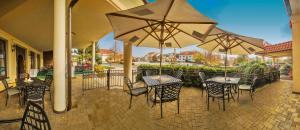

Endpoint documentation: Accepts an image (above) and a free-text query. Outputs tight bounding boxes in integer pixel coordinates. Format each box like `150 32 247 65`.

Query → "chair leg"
237 89 240 101
207 96 210 110
5 95 9 106
49 91 52 101
177 99 180 114
250 91 253 101
160 102 163 118
129 95 132 109
223 97 225 111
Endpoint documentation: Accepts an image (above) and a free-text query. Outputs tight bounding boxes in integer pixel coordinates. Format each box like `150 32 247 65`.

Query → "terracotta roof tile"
264 41 292 53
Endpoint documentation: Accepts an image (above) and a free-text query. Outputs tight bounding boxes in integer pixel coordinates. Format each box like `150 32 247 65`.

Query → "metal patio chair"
124 76 148 109
155 82 183 118
1 79 22 107
0 101 51 130
238 76 259 101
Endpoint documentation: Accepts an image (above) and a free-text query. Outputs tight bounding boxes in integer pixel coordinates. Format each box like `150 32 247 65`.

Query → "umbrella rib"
164 30 180 41
167 21 217 24
216 34 227 49
142 28 159 41
211 43 220 52
166 23 204 42
197 34 226 47
229 41 242 49
164 25 181 48
239 43 251 54
137 24 160 46
115 23 159 39
107 13 159 22
228 38 237 48
164 23 180 41
163 0 175 20
146 21 160 39
235 37 264 49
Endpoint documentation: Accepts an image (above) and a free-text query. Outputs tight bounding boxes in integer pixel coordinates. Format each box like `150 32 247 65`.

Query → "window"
30 51 36 69
0 39 7 78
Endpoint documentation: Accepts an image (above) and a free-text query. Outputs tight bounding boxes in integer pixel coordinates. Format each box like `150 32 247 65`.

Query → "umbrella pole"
225 49 228 80
159 42 163 76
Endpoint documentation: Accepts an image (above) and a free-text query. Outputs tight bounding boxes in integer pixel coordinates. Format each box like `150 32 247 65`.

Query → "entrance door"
16 46 26 79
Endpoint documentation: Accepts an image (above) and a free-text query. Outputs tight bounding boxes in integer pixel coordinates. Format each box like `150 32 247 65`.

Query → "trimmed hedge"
136 64 236 87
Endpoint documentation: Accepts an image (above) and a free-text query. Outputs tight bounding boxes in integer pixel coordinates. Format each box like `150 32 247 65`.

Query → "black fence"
82 69 137 93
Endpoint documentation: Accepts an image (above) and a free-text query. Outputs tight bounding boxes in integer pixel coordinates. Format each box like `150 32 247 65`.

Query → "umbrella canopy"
198 28 265 55
106 0 217 48
198 28 265 78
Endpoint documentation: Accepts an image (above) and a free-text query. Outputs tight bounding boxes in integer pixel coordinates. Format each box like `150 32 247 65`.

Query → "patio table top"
207 76 240 84
142 75 182 87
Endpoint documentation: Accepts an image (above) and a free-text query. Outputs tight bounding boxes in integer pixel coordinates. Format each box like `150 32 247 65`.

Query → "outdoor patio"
1 78 299 130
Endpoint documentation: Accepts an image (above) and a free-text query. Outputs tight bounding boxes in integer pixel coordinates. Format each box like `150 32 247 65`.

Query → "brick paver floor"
0 78 299 130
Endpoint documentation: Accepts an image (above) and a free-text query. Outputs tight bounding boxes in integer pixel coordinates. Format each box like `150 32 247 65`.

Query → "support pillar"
92 42 96 71
53 0 66 112
292 14 300 93
123 42 132 90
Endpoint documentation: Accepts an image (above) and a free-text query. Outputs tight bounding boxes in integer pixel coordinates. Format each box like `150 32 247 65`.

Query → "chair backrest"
44 75 53 87
158 82 183 101
1 79 9 91
124 77 133 94
25 85 46 101
199 72 206 83
251 76 259 91
206 81 224 96
174 70 183 79
21 101 51 130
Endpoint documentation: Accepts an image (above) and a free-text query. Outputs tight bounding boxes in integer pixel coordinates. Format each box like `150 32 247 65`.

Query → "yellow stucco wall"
0 28 43 91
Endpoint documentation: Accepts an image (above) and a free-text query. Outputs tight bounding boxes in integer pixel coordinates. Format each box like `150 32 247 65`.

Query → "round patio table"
206 76 240 101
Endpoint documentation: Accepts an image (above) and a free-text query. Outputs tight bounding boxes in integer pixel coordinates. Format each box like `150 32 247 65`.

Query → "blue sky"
99 0 291 57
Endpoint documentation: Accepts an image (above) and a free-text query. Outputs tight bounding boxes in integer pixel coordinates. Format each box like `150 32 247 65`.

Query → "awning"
0 0 144 51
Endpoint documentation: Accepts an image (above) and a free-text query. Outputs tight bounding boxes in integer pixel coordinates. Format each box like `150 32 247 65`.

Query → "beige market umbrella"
198 27 265 77
106 0 217 75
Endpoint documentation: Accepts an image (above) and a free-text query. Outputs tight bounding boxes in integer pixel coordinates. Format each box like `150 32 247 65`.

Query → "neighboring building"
97 49 114 63
177 51 197 62
143 52 159 62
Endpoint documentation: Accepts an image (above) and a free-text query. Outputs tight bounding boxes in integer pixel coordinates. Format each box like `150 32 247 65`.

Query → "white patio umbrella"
106 0 217 75
197 27 265 78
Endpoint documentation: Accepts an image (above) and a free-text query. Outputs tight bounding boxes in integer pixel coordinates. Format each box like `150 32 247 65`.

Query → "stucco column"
292 14 300 93
123 42 132 90
92 42 96 71
53 0 66 112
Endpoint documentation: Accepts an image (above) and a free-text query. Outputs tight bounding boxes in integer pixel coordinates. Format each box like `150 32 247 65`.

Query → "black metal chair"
155 82 183 118
0 101 51 130
145 70 158 76
199 72 207 96
1 79 22 107
206 81 228 111
238 76 258 101
173 70 183 79
42 75 53 101
124 76 148 109
24 84 46 108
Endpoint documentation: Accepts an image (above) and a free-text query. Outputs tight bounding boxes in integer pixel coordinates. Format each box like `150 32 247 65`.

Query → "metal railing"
82 69 137 94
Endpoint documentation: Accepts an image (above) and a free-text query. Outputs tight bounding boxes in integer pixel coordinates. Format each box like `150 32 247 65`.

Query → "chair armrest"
0 118 22 124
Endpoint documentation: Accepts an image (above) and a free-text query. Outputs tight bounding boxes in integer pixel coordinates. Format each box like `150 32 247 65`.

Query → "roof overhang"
284 0 300 16
0 0 144 51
